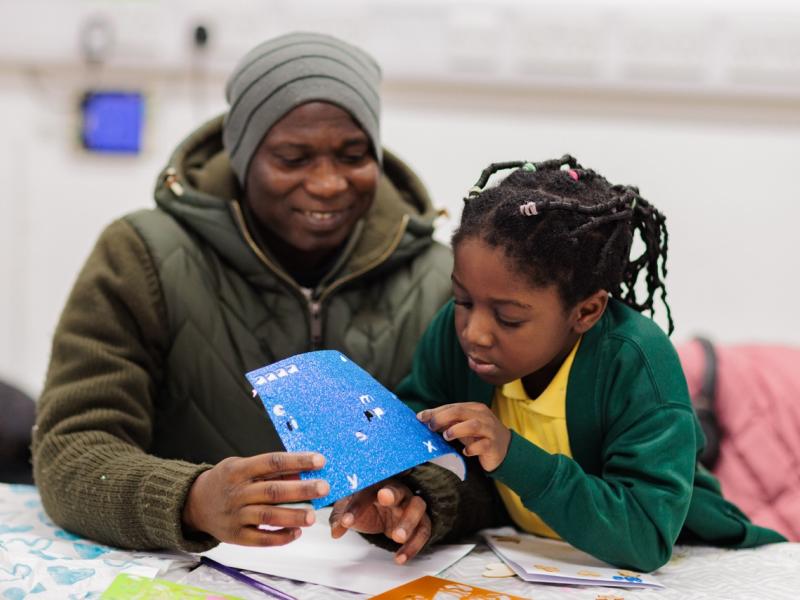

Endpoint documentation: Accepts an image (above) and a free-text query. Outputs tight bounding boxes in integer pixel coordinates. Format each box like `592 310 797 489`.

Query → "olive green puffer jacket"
33 115 453 552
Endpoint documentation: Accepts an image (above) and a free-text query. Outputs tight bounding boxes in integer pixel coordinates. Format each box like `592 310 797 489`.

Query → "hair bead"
463 185 482 202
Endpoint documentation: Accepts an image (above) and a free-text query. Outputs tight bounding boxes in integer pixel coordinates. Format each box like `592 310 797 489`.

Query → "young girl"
394 155 785 571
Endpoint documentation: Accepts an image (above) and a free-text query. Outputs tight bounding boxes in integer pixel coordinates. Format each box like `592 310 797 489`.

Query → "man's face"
244 102 379 265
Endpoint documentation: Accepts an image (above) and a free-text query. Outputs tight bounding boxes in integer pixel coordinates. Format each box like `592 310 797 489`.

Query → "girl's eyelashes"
455 298 524 328
496 316 523 328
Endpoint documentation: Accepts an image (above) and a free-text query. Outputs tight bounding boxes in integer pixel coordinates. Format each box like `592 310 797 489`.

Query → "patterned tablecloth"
2 483 798 599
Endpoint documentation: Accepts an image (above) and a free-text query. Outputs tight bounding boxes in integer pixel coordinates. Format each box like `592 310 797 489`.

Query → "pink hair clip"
519 201 538 216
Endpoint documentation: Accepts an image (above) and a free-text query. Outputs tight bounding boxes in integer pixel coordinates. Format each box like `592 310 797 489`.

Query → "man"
33 32 452 560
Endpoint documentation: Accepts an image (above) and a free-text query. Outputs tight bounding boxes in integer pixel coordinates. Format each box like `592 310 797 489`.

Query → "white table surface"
2 483 798 599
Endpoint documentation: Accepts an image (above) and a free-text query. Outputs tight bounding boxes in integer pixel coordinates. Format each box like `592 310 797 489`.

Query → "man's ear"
571 289 608 334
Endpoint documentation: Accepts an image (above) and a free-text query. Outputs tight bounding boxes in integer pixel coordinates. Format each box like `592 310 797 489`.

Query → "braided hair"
453 155 674 334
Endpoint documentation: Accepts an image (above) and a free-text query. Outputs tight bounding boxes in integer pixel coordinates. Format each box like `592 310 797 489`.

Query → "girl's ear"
572 290 608 334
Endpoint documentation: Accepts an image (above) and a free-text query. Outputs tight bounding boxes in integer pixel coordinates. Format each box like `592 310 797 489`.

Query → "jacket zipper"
300 288 324 349
230 200 410 351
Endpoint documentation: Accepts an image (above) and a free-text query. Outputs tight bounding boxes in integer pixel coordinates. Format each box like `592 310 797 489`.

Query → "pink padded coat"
678 340 800 541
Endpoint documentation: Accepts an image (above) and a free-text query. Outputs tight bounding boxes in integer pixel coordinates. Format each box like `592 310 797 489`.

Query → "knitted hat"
223 31 382 186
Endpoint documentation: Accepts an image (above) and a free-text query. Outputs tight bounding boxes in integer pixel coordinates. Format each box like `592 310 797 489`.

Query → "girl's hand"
329 479 431 564
182 452 328 546
418 403 511 472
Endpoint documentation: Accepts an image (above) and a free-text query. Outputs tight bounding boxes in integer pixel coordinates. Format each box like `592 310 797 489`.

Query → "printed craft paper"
100 573 243 599
369 575 529 599
246 350 465 508
483 528 663 589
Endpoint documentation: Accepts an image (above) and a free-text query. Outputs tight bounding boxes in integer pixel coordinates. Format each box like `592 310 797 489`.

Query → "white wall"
384 88 800 343
1 0 799 396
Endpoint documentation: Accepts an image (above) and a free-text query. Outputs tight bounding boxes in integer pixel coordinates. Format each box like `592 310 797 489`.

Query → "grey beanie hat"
223 31 382 186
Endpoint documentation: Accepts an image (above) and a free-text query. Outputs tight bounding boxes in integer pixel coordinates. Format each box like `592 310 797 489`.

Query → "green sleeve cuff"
489 430 559 503
139 460 217 552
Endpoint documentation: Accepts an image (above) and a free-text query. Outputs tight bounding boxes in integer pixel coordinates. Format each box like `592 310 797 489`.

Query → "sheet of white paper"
201 507 474 595
483 527 663 589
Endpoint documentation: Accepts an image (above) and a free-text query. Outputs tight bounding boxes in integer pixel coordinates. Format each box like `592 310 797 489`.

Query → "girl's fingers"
376 480 414 508
443 418 486 442
460 436 478 448
419 409 467 432
330 486 378 535
418 402 488 420
391 494 427 544
395 514 432 564
329 497 355 538
463 438 493 457
419 404 493 433
417 404 463 425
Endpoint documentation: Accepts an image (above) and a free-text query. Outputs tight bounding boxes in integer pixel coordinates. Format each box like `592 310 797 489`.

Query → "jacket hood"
153 114 444 287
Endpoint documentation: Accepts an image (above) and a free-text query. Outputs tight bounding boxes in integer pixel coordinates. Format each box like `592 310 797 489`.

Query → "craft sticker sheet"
100 573 243 599
483 528 663 589
246 350 465 509
369 575 528 599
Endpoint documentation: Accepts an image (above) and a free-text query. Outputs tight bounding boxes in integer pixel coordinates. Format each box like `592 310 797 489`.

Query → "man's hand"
182 452 328 546
329 479 431 564
418 403 511 471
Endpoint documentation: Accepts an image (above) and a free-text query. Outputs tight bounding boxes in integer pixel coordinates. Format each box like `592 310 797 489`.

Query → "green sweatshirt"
396 299 786 572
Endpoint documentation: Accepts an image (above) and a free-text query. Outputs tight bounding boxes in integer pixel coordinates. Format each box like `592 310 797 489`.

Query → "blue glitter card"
246 350 466 509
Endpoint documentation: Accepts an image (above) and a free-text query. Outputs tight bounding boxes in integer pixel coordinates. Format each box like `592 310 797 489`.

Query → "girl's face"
452 237 591 388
